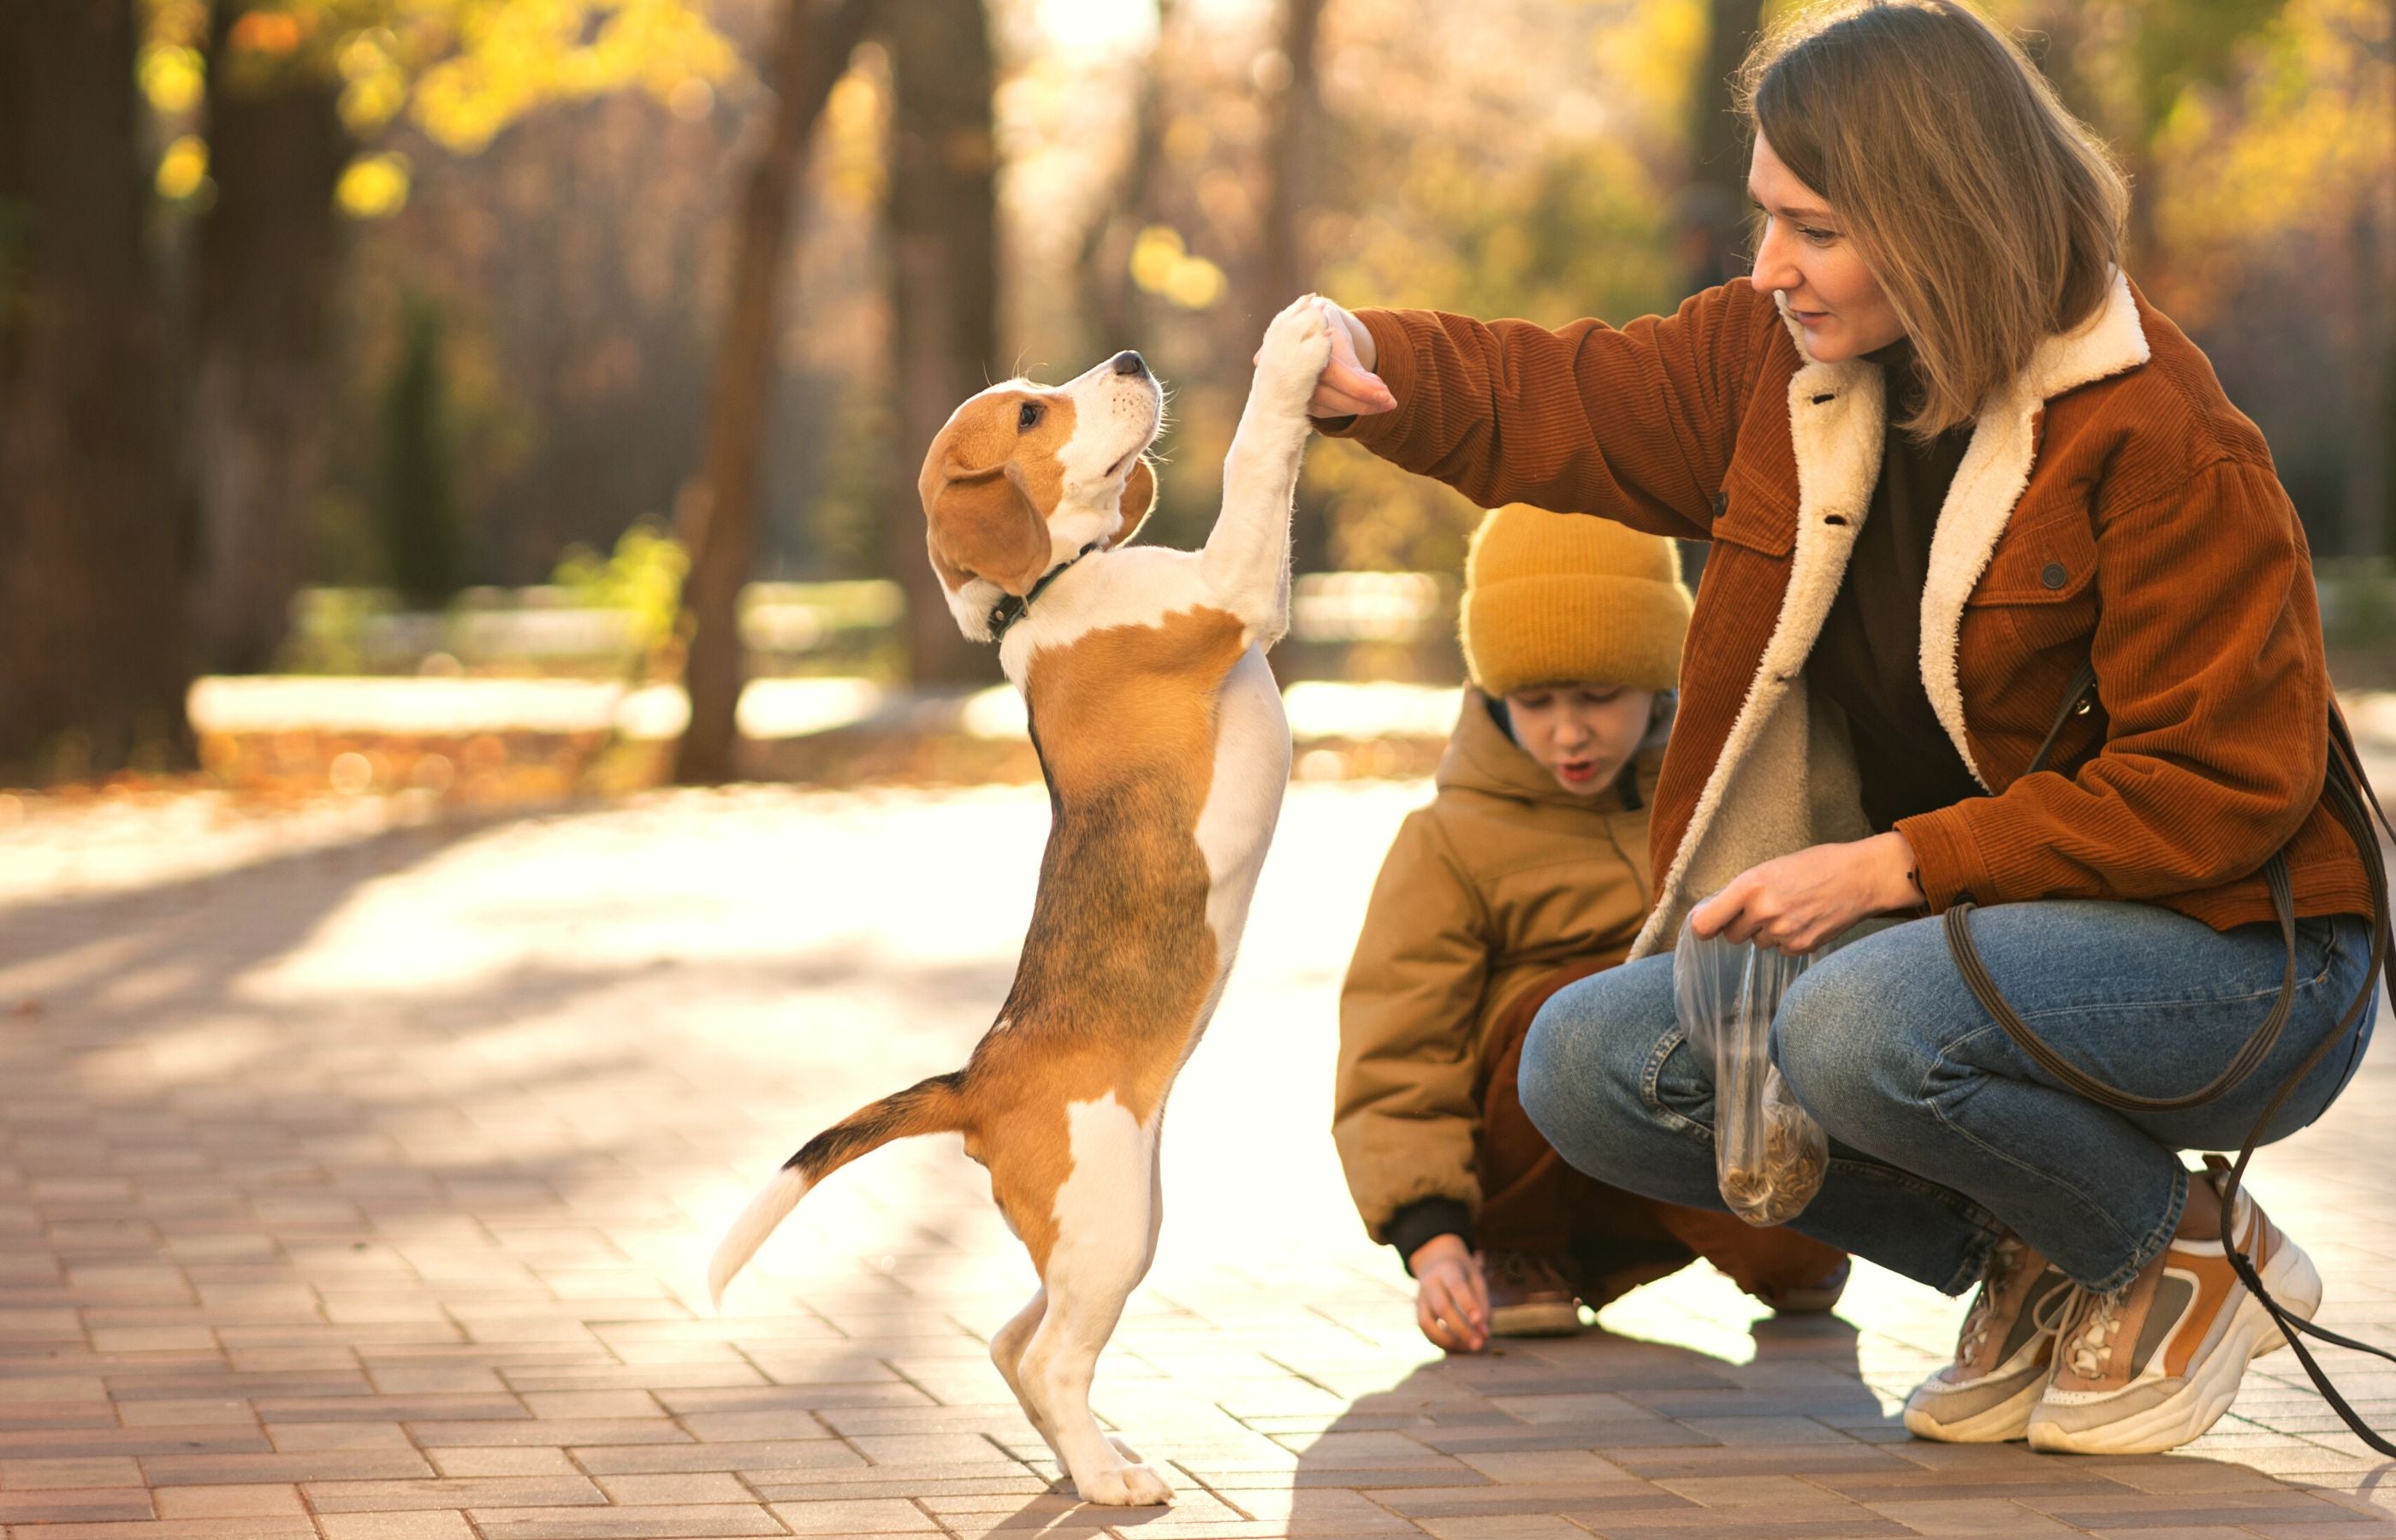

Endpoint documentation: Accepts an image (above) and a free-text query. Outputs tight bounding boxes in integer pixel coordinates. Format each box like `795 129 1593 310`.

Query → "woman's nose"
1749 223 1799 296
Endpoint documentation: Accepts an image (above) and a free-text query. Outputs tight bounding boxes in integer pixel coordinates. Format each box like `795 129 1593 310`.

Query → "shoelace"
1956 1238 2025 1362
2064 1284 2130 1379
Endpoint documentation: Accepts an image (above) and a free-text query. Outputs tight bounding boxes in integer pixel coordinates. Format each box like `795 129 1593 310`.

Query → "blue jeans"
1521 903 2378 1295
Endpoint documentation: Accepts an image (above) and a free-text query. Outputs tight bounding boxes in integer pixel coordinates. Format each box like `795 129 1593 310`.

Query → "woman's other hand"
1691 832 1926 954
1408 1233 1490 1352
1256 295 1397 418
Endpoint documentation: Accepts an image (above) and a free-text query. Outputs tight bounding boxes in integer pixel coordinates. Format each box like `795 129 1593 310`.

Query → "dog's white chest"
1194 647 1290 959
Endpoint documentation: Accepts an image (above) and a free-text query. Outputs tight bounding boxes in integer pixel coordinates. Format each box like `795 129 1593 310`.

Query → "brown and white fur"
707 299 1332 1506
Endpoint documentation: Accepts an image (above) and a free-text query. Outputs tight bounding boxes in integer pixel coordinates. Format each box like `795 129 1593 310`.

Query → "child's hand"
1408 1234 1490 1352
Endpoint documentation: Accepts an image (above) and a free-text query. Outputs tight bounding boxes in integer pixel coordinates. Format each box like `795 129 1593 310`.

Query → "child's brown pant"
1475 961 1847 1304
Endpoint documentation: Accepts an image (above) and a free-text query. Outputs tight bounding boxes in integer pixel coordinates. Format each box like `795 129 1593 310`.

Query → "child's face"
1505 683 1657 797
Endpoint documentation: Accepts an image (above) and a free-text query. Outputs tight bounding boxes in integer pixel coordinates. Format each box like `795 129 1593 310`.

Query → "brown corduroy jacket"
1327 274 2372 951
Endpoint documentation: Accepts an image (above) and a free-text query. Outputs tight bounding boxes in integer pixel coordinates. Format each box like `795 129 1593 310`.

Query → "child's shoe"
1484 1252 1584 1336
1754 1257 1852 1315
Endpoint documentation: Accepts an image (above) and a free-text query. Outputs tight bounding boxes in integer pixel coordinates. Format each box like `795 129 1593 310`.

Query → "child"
1334 506 1849 1350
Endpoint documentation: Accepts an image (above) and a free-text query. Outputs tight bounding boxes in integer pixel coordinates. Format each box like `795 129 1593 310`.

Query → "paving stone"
3 783 2391 1540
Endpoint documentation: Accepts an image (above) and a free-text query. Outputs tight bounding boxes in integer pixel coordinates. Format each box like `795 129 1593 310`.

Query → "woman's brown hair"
1738 0 2129 438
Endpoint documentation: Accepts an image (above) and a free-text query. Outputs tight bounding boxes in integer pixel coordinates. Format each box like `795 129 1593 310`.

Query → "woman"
1296 0 2380 1457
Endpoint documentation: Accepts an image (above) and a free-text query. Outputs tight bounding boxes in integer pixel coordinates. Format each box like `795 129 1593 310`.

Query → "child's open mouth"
1556 758 1603 787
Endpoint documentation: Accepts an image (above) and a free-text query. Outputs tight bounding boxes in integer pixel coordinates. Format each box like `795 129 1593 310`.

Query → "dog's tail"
708 1070 967 1310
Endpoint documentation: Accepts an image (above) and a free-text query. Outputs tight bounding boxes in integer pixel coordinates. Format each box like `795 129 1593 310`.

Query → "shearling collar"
1628 273 2150 959
1775 271 2150 785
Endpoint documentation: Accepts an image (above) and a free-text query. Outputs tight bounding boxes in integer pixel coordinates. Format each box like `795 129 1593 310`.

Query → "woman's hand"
1408 1233 1490 1352
1256 295 1397 418
1690 832 1925 955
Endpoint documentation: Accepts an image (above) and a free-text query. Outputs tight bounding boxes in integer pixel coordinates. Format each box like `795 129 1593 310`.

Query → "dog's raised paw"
1076 1460 1175 1507
1254 298 1335 406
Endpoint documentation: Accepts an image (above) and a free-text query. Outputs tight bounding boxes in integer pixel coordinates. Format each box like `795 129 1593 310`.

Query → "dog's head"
919 350 1163 641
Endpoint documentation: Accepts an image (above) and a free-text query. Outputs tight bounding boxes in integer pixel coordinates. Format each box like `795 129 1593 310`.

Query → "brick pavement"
0 780 2391 1538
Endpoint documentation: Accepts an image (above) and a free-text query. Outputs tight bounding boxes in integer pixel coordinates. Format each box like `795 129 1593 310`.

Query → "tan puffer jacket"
1334 687 1661 1243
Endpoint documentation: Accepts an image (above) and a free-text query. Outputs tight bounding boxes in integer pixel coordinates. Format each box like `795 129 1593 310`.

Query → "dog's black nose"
1111 350 1148 378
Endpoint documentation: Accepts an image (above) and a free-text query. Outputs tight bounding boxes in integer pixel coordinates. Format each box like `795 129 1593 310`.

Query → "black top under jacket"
1805 339 1988 835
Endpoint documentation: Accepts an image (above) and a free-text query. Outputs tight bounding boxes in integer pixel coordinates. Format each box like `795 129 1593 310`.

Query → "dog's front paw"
1076 1459 1175 1507
1253 296 1336 413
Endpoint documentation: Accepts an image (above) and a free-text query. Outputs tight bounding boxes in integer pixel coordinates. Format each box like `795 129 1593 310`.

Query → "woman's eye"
1800 226 1836 244
1017 402 1043 430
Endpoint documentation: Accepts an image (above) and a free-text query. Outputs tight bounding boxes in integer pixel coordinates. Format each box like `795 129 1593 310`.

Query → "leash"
1943 660 2396 1455
987 542 1100 641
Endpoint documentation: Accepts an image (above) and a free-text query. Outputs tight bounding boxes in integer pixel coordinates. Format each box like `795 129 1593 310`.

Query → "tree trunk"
2344 192 2389 560
1073 0 1177 358
673 0 875 785
191 3 349 674
1260 0 1328 573
1681 0 1766 294
881 0 1003 689
0 0 193 779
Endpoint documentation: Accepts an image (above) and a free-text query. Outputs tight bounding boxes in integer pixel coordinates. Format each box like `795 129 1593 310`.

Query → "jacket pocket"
1966 506 2099 654
1711 465 1797 558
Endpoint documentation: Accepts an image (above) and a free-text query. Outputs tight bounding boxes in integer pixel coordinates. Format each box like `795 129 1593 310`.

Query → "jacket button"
1711 490 1729 521
2040 561 2068 589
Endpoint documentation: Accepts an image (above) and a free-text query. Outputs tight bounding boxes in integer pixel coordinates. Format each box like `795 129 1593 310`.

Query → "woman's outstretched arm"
1305 281 1785 542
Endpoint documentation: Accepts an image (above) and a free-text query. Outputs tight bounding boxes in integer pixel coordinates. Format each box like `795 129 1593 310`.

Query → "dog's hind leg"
1008 1093 1171 1507
990 1288 1065 1466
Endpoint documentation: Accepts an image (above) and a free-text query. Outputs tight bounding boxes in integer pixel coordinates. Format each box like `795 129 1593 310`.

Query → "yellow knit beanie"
1460 505 1691 696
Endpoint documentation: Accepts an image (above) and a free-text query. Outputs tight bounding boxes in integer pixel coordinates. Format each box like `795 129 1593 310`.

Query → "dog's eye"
1017 401 1043 431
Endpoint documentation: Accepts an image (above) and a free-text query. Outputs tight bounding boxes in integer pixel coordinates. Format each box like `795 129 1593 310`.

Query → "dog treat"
1717 1094 1830 1226
1673 909 1832 1228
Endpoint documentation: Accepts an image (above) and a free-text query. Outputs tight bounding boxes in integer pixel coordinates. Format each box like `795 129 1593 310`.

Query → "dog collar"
987 542 1100 641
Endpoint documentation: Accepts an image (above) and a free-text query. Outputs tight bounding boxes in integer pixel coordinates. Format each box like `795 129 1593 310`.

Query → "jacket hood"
1434 685 1666 813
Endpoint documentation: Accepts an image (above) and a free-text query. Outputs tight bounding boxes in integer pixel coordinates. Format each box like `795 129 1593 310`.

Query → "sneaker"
1754 1257 1852 1315
1484 1252 1584 1337
2026 1168 2321 1455
1903 1236 2075 1442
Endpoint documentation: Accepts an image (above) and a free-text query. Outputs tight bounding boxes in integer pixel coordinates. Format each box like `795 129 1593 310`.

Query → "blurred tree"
674 0 875 784
1073 0 1177 358
159 0 741 670
1260 0 1326 311
191 0 351 672
1262 0 1331 573
1678 0 1766 293
371 293 466 606
880 0 1002 690
0 0 193 779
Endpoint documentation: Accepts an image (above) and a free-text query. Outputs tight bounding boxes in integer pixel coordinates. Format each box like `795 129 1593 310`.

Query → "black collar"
987 542 1100 641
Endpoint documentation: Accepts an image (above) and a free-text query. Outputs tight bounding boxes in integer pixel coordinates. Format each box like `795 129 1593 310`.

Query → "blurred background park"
2 0 2392 805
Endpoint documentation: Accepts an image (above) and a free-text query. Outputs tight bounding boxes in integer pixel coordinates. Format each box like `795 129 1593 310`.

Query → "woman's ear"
1114 457 1157 546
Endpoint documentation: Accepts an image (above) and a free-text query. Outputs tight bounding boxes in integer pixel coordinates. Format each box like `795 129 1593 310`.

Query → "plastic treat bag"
1673 910 1829 1226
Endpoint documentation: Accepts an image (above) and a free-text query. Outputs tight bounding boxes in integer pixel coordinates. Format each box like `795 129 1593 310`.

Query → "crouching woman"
1299 0 2382 1457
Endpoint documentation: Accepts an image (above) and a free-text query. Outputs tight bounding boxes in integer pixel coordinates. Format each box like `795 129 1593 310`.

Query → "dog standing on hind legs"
707 298 1336 1506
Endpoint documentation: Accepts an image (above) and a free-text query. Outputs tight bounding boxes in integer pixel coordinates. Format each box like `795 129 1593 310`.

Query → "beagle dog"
709 298 1333 1506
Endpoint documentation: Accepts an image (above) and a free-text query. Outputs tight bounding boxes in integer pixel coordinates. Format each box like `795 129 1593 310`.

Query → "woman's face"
1746 133 1907 361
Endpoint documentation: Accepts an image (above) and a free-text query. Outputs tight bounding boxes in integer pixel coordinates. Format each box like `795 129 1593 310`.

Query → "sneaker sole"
1488 1300 1584 1337
1902 1364 2051 1444
2025 1241 2322 1456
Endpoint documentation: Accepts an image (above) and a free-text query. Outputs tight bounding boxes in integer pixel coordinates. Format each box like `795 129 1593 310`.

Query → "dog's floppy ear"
1113 456 1157 547
923 460 1053 596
